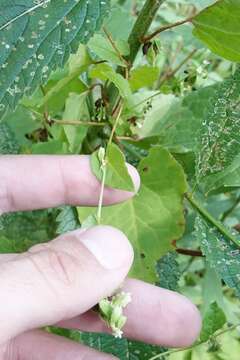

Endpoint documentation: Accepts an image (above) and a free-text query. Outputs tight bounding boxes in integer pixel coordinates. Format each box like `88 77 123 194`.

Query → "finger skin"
0 226 133 345
0 155 140 213
0 330 117 360
61 279 202 348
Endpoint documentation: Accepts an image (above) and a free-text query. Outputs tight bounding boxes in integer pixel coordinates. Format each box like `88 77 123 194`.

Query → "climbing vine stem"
149 323 240 360
185 193 240 248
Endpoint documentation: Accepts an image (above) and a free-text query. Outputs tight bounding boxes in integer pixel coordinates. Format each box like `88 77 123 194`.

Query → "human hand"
0 155 201 359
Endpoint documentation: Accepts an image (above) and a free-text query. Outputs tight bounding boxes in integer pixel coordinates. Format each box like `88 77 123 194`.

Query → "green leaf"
30 139 68 154
79 146 187 282
129 66 159 91
0 122 19 154
36 45 91 113
91 143 134 192
200 153 240 193
62 92 89 153
156 252 180 291
196 67 240 194
140 85 217 153
0 0 110 118
195 216 240 297
88 34 129 66
192 0 240 62
200 302 226 342
90 63 132 99
0 210 57 253
49 328 164 360
56 206 80 235
2 105 41 146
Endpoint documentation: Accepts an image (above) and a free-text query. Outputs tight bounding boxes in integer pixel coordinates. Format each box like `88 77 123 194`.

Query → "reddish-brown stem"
172 240 204 257
142 15 195 43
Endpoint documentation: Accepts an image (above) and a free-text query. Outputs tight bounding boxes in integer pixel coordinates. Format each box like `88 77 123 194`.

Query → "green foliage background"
1 0 240 359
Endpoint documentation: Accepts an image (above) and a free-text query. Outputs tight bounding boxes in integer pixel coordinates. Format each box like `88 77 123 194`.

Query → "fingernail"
76 225 133 270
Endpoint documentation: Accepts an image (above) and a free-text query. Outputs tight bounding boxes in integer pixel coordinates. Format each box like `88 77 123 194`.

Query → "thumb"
0 226 133 344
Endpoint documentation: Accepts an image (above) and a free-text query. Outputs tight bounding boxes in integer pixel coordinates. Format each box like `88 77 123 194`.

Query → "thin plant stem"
97 163 107 224
143 15 195 43
128 49 197 111
103 26 129 69
52 119 106 126
185 193 240 248
149 323 240 360
158 48 197 87
108 104 124 145
220 195 240 222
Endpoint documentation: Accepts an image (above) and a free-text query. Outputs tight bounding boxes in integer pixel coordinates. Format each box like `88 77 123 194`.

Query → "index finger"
0 155 140 213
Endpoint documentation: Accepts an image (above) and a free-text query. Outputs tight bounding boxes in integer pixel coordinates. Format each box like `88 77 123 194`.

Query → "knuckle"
0 339 18 360
27 246 78 288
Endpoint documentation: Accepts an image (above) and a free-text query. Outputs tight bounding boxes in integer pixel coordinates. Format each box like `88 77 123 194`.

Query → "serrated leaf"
79 146 187 282
140 85 217 153
156 252 180 291
192 0 240 62
195 215 240 297
36 45 91 113
88 34 129 66
91 143 134 192
200 153 240 193
2 105 41 146
56 206 80 234
0 0 110 118
0 210 57 253
89 63 132 99
200 302 226 342
49 328 164 360
196 67 240 194
0 122 19 154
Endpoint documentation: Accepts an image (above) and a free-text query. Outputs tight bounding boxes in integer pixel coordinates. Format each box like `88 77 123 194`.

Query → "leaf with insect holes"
192 0 240 62
0 122 19 154
195 216 240 297
0 0 110 119
79 146 187 282
91 143 135 192
200 302 226 342
156 252 180 291
196 66 240 194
